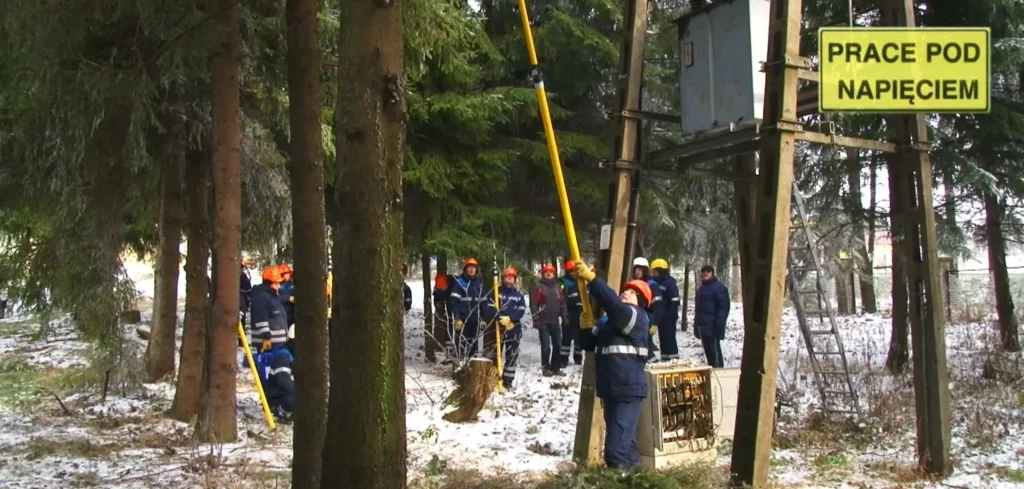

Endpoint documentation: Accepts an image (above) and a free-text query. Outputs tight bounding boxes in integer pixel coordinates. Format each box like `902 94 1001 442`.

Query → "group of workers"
431 255 732 468
235 252 730 467
237 258 415 422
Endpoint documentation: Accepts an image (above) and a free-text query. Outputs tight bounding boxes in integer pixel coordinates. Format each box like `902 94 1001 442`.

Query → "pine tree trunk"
146 152 184 382
287 0 329 482
321 0 407 485
983 193 1021 352
197 0 242 443
886 158 910 374
845 148 877 313
170 146 211 422
864 154 879 313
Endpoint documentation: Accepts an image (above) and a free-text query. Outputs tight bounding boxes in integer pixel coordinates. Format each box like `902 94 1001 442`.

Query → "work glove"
574 261 596 282
649 325 658 336
289 296 295 303
498 316 514 331
454 320 464 331
238 311 245 323
260 339 272 352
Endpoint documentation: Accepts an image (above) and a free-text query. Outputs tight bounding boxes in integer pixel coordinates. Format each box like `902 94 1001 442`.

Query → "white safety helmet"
287 324 295 339
632 257 649 268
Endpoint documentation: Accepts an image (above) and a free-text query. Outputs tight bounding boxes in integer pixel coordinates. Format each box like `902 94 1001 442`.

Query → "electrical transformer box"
637 363 717 468
675 0 772 136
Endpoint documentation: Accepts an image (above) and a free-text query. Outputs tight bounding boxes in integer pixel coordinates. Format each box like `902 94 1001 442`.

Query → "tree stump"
136 325 152 340
442 358 496 423
120 309 142 324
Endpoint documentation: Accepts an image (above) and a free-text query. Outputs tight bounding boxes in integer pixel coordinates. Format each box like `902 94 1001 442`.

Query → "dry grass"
409 462 726 489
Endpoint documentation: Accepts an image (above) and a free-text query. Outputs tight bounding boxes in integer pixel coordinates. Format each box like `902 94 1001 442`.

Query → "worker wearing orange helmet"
276 264 295 327
481 267 527 389
531 263 567 376
250 266 289 352
557 259 584 367
448 257 485 358
572 260 651 469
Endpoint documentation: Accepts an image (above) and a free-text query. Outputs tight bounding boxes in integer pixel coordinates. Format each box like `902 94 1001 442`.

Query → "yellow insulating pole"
515 0 594 327
237 321 277 430
492 253 504 393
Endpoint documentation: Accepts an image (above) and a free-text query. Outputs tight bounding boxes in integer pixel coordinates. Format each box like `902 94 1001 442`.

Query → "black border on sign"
816 27 991 114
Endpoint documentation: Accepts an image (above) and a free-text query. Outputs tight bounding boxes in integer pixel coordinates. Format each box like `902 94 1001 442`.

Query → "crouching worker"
573 261 650 469
261 343 295 422
482 267 527 390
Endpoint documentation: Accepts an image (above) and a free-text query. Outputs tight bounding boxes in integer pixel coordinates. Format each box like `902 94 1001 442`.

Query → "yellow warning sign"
818 27 990 113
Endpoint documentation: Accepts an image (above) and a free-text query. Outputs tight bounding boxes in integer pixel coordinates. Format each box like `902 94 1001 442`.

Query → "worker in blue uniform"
402 263 413 313
650 259 680 361
694 264 730 368
448 257 485 358
573 261 651 469
277 264 295 327
558 260 584 367
482 267 528 390
632 257 661 361
250 266 289 351
261 341 295 422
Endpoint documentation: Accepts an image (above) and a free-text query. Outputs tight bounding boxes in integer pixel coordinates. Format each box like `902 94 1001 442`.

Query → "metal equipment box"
675 0 772 136
710 367 741 440
637 363 717 468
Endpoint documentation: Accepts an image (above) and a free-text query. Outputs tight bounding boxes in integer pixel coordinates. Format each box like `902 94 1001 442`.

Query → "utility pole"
573 0 650 465
727 0 803 483
882 0 952 474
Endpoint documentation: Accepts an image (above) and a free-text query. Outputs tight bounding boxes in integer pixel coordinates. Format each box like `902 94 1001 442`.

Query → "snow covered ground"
0 260 1021 488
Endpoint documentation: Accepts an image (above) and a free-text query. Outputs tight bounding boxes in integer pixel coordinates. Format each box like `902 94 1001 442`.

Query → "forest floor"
0 259 1021 488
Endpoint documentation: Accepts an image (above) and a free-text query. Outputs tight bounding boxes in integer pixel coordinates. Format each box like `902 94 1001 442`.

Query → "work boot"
552 369 566 377
573 356 583 366
542 369 554 377
558 359 569 369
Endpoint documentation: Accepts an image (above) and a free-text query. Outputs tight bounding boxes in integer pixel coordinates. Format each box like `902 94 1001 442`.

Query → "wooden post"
574 0 650 466
732 154 757 306
880 0 952 475
729 0 803 484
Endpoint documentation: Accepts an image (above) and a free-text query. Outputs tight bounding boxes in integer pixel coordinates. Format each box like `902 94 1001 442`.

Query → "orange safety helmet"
503 267 518 278
623 279 653 306
564 259 575 271
434 274 450 291
463 258 479 268
540 264 557 275
262 266 283 284
277 263 293 276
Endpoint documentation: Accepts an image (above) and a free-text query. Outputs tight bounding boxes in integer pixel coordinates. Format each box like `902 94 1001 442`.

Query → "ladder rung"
813 350 843 356
816 370 849 375
788 245 808 251
797 289 819 295
808 329 833 335
790 266 818 272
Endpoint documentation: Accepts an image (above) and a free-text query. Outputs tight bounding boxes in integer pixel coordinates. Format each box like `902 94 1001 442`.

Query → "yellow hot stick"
237 321 277 431
515 0 594 327
493 269 504 393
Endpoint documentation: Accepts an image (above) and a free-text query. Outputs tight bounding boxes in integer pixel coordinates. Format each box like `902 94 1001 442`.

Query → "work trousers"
700 333 724 368
602 397 645 468
455 321 480 359
560 315 583 366
537 323 562 370
484 328 522 388
657 320 679 361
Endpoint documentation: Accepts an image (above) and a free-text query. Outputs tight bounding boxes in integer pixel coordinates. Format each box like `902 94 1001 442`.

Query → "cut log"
442 358 496 423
